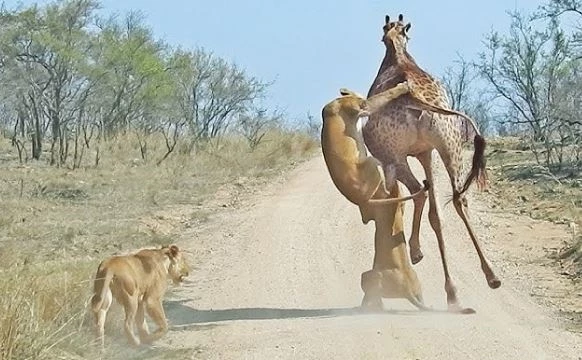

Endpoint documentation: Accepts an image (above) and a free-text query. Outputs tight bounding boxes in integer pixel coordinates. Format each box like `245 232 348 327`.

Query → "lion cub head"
163 244 190 285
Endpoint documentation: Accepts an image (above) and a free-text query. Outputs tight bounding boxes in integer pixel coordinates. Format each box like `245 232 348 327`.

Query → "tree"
440 55 492 135
476 10 581 169
0 0 100 164
238 108 280 150
539 0 582 54
0 0 281 167
91 11 168 137
166 48 270 142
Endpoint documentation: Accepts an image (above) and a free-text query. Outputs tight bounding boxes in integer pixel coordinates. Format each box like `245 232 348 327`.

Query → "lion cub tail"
91 265 113 312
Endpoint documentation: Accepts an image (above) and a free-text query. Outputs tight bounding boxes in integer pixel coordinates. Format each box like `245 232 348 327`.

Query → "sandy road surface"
164 154 582 359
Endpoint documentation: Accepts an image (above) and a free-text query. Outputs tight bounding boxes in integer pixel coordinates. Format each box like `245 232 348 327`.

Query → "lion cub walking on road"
90 244 189 348
321 82 428 215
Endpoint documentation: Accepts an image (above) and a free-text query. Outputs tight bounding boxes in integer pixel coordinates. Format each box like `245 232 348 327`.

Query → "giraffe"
362 14 500 312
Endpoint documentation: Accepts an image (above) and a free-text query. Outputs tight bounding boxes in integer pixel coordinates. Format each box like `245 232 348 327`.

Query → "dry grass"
0 261 92 360
484 137 582 274
0 129 318 359
485 137 581 225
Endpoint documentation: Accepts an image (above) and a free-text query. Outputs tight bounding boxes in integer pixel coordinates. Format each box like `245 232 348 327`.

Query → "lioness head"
337 90 369 118
162 244 190 285
322 93 368 122
381 14 412 48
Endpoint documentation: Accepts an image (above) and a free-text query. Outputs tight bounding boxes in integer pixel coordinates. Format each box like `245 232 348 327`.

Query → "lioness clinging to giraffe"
362 14 500 313
321 82 429 219
320 83 431 310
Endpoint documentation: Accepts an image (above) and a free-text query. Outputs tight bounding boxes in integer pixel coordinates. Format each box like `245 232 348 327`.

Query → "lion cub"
321 82 427 208
90 244 189 348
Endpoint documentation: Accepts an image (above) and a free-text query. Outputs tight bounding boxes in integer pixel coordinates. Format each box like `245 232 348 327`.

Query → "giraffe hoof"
410 249 424 265
487 277 501 289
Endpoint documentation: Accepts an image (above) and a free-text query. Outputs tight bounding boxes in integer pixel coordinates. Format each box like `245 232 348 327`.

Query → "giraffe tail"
459 135 488 194
403 101 489 194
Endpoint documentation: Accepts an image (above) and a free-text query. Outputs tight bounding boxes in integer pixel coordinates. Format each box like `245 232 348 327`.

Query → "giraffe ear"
404 23 412 32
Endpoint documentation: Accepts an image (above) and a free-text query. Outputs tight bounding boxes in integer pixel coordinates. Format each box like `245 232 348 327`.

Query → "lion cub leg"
121 295 141 346
136 301 150 342
93 288 112 349
142 298 169 344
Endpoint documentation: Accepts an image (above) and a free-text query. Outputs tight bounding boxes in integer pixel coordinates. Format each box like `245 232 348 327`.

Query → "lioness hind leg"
142 298 169 344
95 309 107 349
372 268 430 311
136 301 150 341
360 270 384 311
94 288 112 349
357 157 385 202
122 295 141 346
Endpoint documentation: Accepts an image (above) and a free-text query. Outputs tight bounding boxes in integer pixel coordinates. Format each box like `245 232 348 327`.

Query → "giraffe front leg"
409 190 427 264
452 191 501 289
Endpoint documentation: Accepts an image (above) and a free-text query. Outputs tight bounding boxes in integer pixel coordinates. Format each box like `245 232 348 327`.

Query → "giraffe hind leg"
436 140 501 290
452 191 501 289
417 151 475 312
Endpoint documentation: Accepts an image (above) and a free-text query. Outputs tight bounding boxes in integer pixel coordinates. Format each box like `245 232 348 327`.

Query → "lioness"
359 183 429 311
321 82 429 215
90 244 189 348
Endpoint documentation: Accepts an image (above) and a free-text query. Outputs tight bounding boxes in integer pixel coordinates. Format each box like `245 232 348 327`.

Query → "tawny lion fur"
320 83 430 310
360 182 429 311
90 244 189 348
321 82 428 224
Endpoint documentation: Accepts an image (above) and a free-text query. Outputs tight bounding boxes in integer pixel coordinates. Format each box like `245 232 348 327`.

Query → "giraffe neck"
368 43 403 96
377 43 397 73
392 41 422 73
393 41 410 66
369 40 432 97
387 40 441 96
375 41 424 79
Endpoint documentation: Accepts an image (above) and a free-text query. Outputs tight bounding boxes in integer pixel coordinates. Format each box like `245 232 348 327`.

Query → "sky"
6 0 547 123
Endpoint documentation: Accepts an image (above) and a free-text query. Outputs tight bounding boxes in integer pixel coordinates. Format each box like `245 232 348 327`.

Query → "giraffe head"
381 14 412 50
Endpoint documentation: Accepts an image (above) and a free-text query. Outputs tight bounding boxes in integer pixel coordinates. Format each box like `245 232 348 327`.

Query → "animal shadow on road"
164 299 433 331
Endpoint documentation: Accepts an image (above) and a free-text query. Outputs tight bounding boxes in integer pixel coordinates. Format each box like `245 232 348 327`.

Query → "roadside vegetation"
1 0 581 358
439 0 582 276
0 1 317 358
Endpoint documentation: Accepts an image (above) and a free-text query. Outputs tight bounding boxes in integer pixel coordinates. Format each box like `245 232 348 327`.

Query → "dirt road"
165 154 582 359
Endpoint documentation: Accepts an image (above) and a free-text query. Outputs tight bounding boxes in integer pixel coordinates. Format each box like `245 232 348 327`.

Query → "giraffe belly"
362 105 430 162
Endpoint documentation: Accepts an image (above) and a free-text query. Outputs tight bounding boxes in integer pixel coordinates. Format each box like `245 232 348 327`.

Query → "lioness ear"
339 88 351 96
